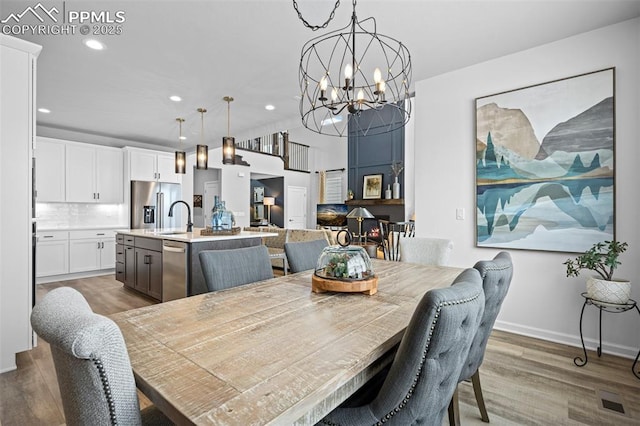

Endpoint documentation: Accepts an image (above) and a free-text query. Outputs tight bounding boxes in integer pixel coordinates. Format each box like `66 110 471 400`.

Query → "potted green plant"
564 240 630 304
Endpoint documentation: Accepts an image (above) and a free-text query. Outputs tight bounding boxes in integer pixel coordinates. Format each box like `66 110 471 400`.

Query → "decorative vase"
211 196 224 230
586 276 631 304
392 177 400 199
385 185 392 200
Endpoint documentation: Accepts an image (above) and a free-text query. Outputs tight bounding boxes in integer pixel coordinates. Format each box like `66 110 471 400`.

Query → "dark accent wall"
348 105 405 200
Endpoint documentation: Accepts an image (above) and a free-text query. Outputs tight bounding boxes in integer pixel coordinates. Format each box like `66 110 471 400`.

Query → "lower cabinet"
116 234 162 301
36 231 69 277
36 229 115 279
69 230 116 273
135 247 162 300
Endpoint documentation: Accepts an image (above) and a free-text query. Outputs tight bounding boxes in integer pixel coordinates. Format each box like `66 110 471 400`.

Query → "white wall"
414 18 640 357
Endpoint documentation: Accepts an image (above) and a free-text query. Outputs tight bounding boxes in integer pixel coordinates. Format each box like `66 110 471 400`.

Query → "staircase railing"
236 132 309 173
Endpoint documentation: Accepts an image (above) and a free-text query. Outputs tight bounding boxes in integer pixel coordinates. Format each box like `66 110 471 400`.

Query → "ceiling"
4 0 640 152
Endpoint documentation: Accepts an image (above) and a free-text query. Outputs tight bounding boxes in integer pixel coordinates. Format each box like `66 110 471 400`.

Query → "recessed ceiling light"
265 104 275 111
38 108 51 114
179 136 187 140
84 39 105 50
169 95 182 102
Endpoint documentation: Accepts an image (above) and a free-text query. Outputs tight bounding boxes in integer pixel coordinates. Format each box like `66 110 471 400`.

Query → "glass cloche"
314 244 374 282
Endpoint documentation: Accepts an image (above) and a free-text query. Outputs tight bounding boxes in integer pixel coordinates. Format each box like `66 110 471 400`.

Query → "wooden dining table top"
110 259 464 425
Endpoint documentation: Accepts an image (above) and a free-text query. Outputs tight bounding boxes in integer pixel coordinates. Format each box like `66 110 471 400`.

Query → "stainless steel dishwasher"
162 240 189 302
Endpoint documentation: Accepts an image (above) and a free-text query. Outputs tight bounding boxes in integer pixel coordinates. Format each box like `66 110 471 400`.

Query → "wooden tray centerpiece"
311 274 378 295
200 226 241 236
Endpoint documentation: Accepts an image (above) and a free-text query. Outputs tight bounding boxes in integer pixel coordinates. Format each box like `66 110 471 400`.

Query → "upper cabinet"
35 137 123 204
35 138 66 202
128 148 181 184
66 143 123 203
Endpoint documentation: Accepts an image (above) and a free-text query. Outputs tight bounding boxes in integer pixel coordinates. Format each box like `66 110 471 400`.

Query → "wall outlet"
456 208 465 220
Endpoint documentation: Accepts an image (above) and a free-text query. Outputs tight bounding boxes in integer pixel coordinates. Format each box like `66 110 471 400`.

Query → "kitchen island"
115 229 277 300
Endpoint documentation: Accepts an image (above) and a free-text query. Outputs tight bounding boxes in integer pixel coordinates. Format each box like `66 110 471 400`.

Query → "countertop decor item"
564 240 630 304
295 0 411 137
312 230 377 295
211 195 236 231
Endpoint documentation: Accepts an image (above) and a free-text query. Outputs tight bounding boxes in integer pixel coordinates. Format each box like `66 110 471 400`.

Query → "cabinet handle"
97 233 105 236
101 242 104 249
97 193 100 200
98 242 101 249
144 254 151 264
42 235 53 238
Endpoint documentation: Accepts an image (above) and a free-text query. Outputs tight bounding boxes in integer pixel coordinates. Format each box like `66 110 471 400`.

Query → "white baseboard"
494 319 639 360
36 269 114 284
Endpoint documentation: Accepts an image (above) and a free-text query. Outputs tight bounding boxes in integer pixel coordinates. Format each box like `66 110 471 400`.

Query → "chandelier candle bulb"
319 76 328 100
344 64 353 89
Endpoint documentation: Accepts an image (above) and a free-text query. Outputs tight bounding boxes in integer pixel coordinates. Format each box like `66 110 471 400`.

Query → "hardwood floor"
1 274 639 425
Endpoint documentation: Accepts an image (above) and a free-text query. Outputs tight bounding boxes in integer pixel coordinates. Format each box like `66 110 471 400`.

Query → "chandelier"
296 0 412 137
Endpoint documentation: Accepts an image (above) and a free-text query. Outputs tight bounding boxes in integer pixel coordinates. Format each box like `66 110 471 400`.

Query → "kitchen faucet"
168 200 193 232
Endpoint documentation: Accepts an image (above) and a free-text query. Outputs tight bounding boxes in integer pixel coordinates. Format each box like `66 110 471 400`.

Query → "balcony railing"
236 132 309 173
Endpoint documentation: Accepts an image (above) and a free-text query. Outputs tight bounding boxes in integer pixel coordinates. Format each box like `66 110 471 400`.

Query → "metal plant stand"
574 292 640 379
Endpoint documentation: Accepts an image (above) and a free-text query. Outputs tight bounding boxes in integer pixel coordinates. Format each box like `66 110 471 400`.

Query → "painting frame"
362 174 383 200
475 68 615 254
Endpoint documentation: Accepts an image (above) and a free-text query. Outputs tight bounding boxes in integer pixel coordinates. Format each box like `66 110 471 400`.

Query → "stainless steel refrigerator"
130 181 182 229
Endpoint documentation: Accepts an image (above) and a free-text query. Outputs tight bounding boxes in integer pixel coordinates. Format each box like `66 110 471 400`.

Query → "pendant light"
174 117 186 174
222 96 236 165
196 107 209 170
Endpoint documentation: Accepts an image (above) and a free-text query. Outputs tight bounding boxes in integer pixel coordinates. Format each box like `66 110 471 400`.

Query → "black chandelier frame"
298 1 412 137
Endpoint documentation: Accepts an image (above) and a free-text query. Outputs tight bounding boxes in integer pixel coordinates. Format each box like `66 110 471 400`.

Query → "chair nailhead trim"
93 357 118 425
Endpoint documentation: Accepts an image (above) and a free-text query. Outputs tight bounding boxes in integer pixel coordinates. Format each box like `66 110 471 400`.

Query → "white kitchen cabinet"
69 230 116 273
66 143 123 203
0 34 41 371
35 137 65 202
36 231 69 277
128 148 181 183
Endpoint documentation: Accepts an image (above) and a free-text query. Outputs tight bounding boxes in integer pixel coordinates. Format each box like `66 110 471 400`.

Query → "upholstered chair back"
199 245 274 292
284 239 329 273
30 287 144 426
399 237 454 266
319 268 485 425
460 251 513 381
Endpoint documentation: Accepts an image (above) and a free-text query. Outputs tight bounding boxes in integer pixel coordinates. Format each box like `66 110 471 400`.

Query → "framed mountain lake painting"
475 68 615 253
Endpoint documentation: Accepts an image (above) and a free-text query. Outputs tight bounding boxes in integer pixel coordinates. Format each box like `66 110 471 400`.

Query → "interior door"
203 181 220 227
286 186 307 229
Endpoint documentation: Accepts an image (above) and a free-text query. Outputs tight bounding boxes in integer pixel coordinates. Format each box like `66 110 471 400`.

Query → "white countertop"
116 228 278 243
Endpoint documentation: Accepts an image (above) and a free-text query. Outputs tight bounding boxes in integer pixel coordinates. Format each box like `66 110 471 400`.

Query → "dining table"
110 258 464 425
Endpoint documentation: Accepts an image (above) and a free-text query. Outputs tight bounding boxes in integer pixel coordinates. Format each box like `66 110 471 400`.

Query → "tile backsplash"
36 203 127 229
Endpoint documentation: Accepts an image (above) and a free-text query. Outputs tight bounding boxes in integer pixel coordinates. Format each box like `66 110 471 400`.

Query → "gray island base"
116 229 277 300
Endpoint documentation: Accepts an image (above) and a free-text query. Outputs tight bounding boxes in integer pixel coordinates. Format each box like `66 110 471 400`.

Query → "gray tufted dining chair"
199 245 274 292
30 287 172 426
284 238 329 273
448 251 514 425
318 268 485 426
